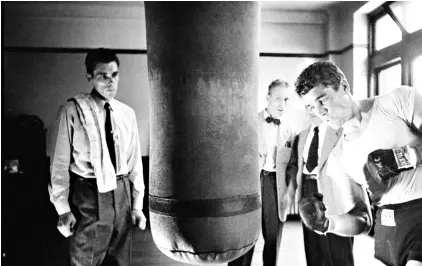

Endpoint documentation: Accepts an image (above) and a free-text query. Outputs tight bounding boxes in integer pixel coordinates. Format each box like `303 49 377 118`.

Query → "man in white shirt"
294 61 422 266
229 79 297 266
49 48 147 266
286 109 364 266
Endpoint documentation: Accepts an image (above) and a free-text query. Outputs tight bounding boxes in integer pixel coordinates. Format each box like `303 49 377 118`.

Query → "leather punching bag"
145 2 261 264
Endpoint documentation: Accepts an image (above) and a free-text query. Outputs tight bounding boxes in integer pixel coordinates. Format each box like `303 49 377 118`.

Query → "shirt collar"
312 121 327 131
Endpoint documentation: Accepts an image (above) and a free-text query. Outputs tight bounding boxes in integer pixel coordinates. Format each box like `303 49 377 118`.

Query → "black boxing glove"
367 145 418 182
299 192 331 235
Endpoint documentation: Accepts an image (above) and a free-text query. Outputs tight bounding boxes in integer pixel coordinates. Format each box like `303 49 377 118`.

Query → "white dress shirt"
339 86 422 206
49 93 145 215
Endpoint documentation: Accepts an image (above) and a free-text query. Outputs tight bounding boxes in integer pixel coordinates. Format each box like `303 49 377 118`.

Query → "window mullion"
383 2 408 36
371 42 402 69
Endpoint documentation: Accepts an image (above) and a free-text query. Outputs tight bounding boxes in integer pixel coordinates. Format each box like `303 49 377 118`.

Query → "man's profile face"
301 83 352 130
306 105 322 125
266 86 290 118
88 61 119 101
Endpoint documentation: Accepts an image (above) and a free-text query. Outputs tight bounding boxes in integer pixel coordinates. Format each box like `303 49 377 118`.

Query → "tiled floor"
132 220 386 266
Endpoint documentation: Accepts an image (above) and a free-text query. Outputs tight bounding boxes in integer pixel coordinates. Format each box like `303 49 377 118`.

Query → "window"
390 1 422 34
374 14 401 51
368 1 422 96
377 63 401 95
413 55 422 89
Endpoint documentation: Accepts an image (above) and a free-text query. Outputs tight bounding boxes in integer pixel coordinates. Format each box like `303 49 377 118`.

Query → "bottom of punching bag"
148 194 262 265
156 241 257 265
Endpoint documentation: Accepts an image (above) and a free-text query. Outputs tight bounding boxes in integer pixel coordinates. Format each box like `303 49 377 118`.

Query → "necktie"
266 116 280 125
306 126 319 173
104 102 116 172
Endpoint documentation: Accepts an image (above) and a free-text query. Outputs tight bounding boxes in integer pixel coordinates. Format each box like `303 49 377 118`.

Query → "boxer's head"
294 61 354 130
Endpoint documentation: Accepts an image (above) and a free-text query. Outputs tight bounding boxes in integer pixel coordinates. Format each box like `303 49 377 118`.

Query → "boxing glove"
299 192 330 234
367 145 418 182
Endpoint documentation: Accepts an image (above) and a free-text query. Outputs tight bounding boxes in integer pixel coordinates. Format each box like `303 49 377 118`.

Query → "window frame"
368 1 422 96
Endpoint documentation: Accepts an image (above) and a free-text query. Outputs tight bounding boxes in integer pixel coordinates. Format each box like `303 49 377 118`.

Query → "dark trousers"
374 198 422 266
69 173 133 266
301 177 354 266
228 170 283 266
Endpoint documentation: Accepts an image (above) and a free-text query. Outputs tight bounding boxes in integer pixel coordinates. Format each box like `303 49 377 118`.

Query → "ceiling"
78 1 340 12
133 1 340 12
260 1 338 11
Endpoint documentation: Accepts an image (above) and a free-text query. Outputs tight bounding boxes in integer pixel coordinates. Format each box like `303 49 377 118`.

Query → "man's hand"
367 145 417 182
299 192 330 234
57 211 76 237
131 209 147 230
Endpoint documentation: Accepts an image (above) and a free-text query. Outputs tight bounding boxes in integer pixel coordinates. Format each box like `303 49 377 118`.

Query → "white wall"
4 2 147 49
258 9 326 115
3 2 330 156
326 1 368 98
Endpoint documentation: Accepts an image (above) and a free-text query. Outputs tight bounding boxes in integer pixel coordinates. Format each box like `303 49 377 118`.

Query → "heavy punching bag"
145 2 261 264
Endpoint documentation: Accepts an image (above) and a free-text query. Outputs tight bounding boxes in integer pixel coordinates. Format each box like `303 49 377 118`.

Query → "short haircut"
294 61 347 97
268 79 290 95
85 48 120 75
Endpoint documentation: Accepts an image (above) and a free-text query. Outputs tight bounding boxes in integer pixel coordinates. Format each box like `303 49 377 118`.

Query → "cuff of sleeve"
409 145 421 167
132 189 144 211
327 215 336 233
54 199 71 216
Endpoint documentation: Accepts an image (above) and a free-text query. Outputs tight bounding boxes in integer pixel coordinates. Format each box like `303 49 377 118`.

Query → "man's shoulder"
257 110 266 121
376 86 414 103
112 99 135 115
366 86 415 115
299 126 311 137
61 98 78 113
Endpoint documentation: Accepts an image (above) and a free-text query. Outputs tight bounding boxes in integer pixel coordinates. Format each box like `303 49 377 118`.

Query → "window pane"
413 55 422 89
378 64 402 95
375 14 402 51
390 1 422 34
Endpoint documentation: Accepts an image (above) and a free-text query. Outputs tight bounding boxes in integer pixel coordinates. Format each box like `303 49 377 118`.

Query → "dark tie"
104 102 116 172
266 116 280 125
306 126 319 173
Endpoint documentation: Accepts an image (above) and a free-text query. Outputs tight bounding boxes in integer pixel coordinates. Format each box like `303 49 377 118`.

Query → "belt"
70 172 129 184
302 173 318 180
261 170 276 176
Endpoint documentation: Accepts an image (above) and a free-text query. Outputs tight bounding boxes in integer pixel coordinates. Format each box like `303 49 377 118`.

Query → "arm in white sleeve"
409 88 422 165
327 184 373 237
127 109 145 211
48 102 73 215
327 202 372 237
389 87 422 165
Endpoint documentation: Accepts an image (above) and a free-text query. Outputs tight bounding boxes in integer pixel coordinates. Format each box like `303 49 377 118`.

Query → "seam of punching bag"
149 193 261 218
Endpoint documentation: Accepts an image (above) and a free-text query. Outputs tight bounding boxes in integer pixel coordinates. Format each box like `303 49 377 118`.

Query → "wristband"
327 215 336 233
407 145 419 168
